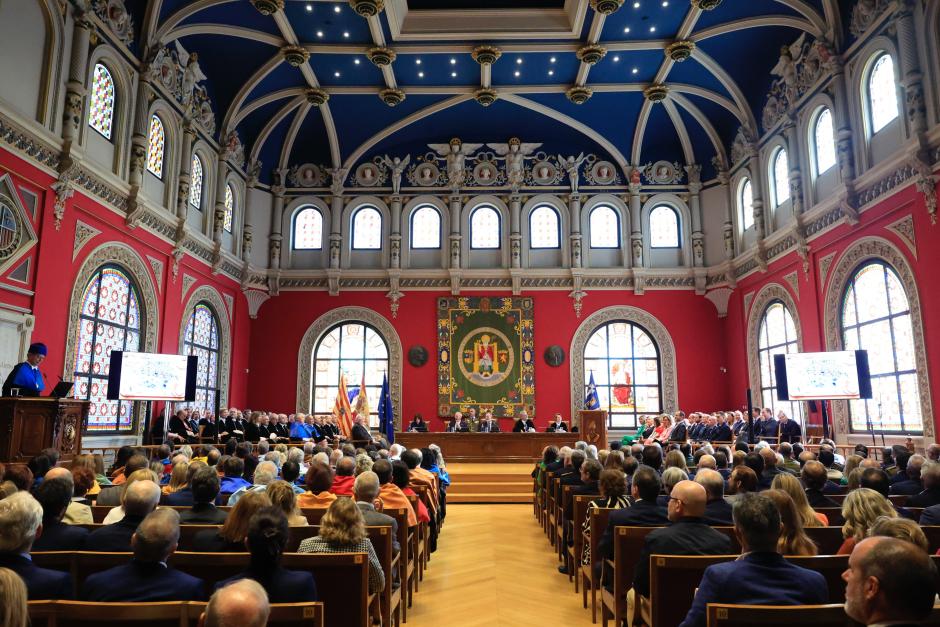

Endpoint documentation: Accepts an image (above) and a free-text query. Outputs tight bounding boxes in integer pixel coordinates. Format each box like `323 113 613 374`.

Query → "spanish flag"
332 373 354 438
354 373 371 422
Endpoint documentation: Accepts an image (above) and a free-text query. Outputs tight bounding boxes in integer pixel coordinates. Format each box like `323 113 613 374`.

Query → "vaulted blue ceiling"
138 0 845 184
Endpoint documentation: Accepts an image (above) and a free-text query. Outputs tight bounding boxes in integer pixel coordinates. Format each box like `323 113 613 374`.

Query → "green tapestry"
437 296 535 418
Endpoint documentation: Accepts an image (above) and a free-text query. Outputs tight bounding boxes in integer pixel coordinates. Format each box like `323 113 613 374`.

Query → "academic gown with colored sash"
2 362 44 396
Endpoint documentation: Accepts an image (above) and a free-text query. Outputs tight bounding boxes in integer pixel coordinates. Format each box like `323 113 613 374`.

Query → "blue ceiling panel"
284 1 372 44
693 0 803 32
239 99 295 163
156 0 191 25
676 104 718 178
682 92 742 154
256 111 297 182
245 62 305 104
638 104 684 166
394 53 481 88
312 54 386 87
286 107 332 168
665 56 730 99
588 48 664 85
599 1 689 42
177 2 283 38
491 52 580 86
525 91 643 160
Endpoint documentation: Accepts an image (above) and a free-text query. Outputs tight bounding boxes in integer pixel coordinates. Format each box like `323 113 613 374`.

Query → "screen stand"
820 400 830 440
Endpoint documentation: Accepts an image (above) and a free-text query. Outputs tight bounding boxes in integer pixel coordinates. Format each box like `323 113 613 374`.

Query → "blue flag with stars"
584 371 600 410
378 372 395 444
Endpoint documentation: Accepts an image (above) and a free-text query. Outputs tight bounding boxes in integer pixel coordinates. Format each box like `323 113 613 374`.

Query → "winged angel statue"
429 139 483 191
380 155 410 195
174 41 206 115
488 138 542 192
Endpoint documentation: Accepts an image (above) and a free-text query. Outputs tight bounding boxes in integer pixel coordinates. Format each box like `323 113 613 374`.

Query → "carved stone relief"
885 214 917 259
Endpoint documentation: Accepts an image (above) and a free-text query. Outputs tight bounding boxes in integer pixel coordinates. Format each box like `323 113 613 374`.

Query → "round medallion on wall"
472 161 499 185
408 345 429 367
415 162 440 186
355 162 381 187
589 160 617 185
544 345 565 367
531 160 558 185
292 164 323 188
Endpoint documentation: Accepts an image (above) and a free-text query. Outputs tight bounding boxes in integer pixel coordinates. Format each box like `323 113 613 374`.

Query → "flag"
378 372 394 444
332 372 354 438
354 373 371 420
584 371 600 410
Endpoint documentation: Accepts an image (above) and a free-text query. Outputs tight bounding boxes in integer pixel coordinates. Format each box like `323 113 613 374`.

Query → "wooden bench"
27 600 324 627
75 524 322 552
804 526 846 555
579 507 615 624
384 507 413 623
566 495 598 588
706 603 940 626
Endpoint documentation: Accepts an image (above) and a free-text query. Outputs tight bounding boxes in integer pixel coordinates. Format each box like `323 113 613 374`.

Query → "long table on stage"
394 432 580 463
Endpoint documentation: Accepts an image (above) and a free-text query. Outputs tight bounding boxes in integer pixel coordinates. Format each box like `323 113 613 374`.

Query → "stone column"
241 224 253 263
175 123 196 220
212 156 230 242
128 75 154 191
330 195 343 269
628 177 643 268
449 194 462 269
686 164 704 267
389 195 402 269
828 56 856 185
747 145 767 240
268 174 285 270
782 115 804 216
894 0 927 140
717 169 735 260
568 194 582 268
61 1 93 153
509 194 522 268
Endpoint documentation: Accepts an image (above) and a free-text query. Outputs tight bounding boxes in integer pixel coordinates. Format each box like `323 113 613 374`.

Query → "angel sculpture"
488 138 542 192
429 138 483 191
327 167 348 196
174 41 206 112
557 153 586 194
381 154 410 195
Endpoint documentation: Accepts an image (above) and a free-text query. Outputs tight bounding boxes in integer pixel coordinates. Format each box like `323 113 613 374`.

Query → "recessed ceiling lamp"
633 1 640 7
550 57 556 63
516 58 523 64
650 25 656 32
514 70 520 77
334 5 341 12
334 71 341 77
418 71 424 77
316 30 323 37
632 67 639 74
450 58 456 65
354 59 360 65
624 26 631 33
343 31 350 38
416 59 422 65
451 72 457 77
305 4 313 12
548 70 554 76
613 55 620 62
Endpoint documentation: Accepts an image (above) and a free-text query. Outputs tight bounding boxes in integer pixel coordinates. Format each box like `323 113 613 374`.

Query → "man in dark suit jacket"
777 412 802 443
350 414 375 443
679 493 828 627
712 415 733 442
919 502 940 525
0 492 72 599
87 480 161 552
82 509 204 602
694 468 734 526
889 455 925 496
31 474 89 551
566 460 601 520
354 472 400 555
180 467 229 524
669 417 689 443
801 460 840 508
558 450 586 486
907 461 940 508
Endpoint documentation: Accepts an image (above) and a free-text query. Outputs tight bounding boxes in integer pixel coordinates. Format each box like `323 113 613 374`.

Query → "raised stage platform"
444 463 535 504
395 432 579 463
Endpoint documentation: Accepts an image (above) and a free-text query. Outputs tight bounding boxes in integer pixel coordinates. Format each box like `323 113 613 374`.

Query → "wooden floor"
407 504 593 626
445 463 535 504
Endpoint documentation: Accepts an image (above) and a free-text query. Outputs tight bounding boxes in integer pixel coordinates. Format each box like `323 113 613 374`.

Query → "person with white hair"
512 410 536 433
88 479 161 551
389 443 405 460
0 492 72 599
199 578 270 627
227 461 278 506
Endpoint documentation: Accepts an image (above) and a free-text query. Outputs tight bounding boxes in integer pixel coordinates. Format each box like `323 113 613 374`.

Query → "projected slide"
118 352 190 401
784 351 861 400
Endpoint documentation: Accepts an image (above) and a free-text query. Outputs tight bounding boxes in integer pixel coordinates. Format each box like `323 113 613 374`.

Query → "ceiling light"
624 26 631 33
613 55 620 62
650 26 656 32
334 71 340 77
418 71 424 77
632 67 639 74
450 58 456 65
305 4 313 12
354 59 360 65
548 70 554 76
334 5 341 12
451 71 457 77
516 58 523 64
343 31 349 38
662 0 669 5
416 59 422 65
514 70 520 77
550 57 556 63
633 1 641 7
316 30 323 37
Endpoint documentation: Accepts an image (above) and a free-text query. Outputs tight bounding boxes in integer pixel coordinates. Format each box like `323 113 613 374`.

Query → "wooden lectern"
0 398 88 465
578 409 608 447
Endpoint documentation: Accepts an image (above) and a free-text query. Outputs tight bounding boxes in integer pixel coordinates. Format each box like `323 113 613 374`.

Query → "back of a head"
373 459 392 485
641 445 662 470
400 450 421 470
759 447 776 468
354 471 380 502
252 461 278 486
921 461 940 489
694 468 724 500
191 467 221 503
125 454 149 476
391 461 410 489
34 476 72 522
859 467 890 497
223 456 245 478
581 459 602 482
743 452 765 476
672 480 707 517
868 516 929 553
123 480 161 517
204 578 270 627
801 460 828 490
281 460 300 484
134 509 180 563
731 465 758 493
661 467 689 493
732 493 781 553
246 507 288 566
304 462 334 493
818 448 835 468
0 492 42 553
632 465 662 502
852 537 937 623
697 454 716 470
321 497 365 545
569 449 586 471
336 456 356 477
0 566 27 627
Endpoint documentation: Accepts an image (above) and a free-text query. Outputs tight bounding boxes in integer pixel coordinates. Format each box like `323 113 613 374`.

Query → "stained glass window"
88 63 115 140
223 185 234 233
772 148 790 208
470 206 500 249
649 205 679 248
589 205 619 248
411 205 441 249
583 321 661 429
529 205 560 249
352 206 382 250
740 178 754 230
757 301 805 423
146 115 165 178
190 154 204 209
867 53 898 134
841 261 921 434
183 303 220 414
312 322 388 428
813 107 836 175
293 206 323 250
0 204 16 250
73 266 142 432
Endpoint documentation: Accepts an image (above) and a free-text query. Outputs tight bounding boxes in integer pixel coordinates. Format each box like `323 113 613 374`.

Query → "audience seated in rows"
31 471 89 551
89 479 161 551
201 578 270 627
180 467 229 524
192 490 270 552
0 492 72 599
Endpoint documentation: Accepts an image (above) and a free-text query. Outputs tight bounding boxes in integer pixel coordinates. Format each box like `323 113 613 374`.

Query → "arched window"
411 205 441 249
351 206 382 250
757 301 804 422
223 185 234 233
293 206 323 250
649 205 680 248
866 53 899 134
73 265 142 432
812 107 836 176
740 178 754 230
529 205 560 249
0 203 17 250
589 205 620 248
189 154 204 209
146 115 165 178
841 261 921 433
88 63 116 140
583 321 661 429
313 322 388 428
470 206 500 249
183 302 221 413
771 147 790 208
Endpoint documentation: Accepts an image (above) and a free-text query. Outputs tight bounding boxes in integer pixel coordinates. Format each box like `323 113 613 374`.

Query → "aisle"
407 504 594 627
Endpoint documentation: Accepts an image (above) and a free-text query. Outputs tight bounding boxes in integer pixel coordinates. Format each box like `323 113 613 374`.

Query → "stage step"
448 492 532 504
449 480 532 494
445 463 534 504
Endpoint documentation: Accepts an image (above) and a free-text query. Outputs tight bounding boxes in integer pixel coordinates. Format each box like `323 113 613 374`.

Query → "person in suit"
444 412 461 433
776 411 802 443
679 493 828 627
512 410 536 433
669 413 689 442
200 578 270 627
694 468 734 526
453 413 471 433
478 411 500 433
712 414 733 442
2 342 46 397
802 460 840 508
407 414 429 432
87 480 161 551
82 509 204 602
31 475 88 551
354 472 400 555
350 413 375 443
907 461 940 508
843 536 937 627
890 455 925 496
546 413 568 433
168 409 198 444
0 492 72 599
180 467 229 524
730 411 745 437
215 507 317 603
225 410 246 442
198 413 219 441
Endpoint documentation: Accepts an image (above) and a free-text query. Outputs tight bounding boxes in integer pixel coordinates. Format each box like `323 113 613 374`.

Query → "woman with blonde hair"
840 455 863 486
266 480 308 527
102 468 161 524
837 488 897 555
771 472 826 527
192 490 272 552
0 567 27 627
763 489 817 556
298 498 385 593
162 461 189 495
664 449 688 473
868 515 929 553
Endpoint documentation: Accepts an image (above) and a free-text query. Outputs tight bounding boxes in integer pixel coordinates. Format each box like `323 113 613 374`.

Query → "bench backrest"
27 601 324 627
803 527 845 555
705 603 849 627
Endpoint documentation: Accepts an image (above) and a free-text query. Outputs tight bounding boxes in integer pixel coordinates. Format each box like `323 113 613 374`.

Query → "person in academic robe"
199 413 219 441
168 410 198 444
407 414 429 432
245 412 264 442
214 409 231 441
513 410 536 433
224 411 244 442
546 413 568 433
2 342 47 397
274 414 291 439
257 414 273 441
187 410 202 437
478 411 500 433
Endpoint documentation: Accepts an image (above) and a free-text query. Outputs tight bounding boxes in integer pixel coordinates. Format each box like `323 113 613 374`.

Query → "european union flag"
584 371 600 410
378 372 395 444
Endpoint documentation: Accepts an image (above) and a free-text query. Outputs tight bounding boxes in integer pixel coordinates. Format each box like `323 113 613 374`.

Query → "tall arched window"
146 115 165 178
223 185 234 233
189 154 204 209
583 321 661 429
589 205 620 248
812 107 836 176
529 205 560 249
73 265 142 432
88 63 115 140
313 322 388 427
351 206 382 250
740 178 754 230
649 205 680 248
866 53 899 134
841 261 921 433
757 301 804 422
183 303 221 413
411 205 441 249
771 147 790 208
293 206 323 250
470 206 500 249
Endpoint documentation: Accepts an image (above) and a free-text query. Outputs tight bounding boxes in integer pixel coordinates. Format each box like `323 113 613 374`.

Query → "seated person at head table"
478 411 500 433
2 342 47 397
453 412 471 432
407 414 429 432
546 413 568 433
513 410 536 433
